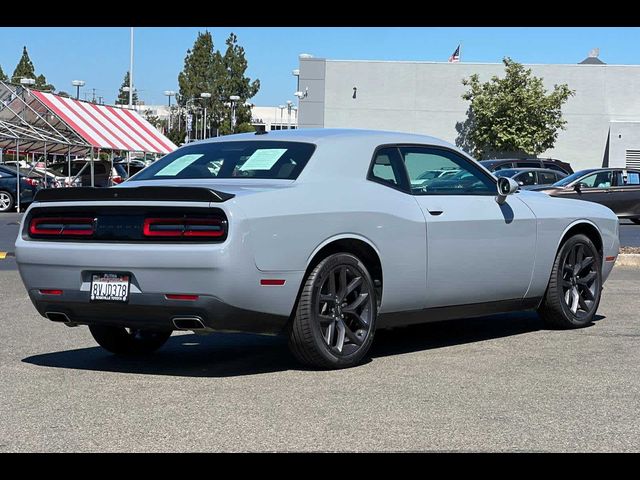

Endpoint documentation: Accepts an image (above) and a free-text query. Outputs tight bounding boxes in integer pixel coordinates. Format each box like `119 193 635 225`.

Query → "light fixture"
294 87 308 99
72 80 85 100
299 53 314 59
20 78 35 86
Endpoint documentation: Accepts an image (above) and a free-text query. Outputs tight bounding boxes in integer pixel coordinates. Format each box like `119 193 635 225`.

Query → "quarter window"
398 147 495 195
369 147 407 190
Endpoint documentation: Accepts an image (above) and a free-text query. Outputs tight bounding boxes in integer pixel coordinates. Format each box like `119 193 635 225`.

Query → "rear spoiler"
33 186 235 203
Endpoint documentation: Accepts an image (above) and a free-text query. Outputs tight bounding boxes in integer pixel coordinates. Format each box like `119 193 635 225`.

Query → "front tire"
288 253 377 369
538 234 602 328
89 325 172 355
0 190 15 213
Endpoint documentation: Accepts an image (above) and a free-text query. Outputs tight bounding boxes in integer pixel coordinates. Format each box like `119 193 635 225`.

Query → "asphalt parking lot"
1 243 639 451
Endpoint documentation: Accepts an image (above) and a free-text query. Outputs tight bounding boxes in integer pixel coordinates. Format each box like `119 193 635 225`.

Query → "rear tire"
0 190 14 213
89 325 172 355
538 234 602 329
288 253 377 369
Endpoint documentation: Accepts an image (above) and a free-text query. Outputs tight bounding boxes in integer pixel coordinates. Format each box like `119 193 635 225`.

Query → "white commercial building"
297 53 640 171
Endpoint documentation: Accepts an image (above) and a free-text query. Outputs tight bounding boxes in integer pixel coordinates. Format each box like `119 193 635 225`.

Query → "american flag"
448 45 461 63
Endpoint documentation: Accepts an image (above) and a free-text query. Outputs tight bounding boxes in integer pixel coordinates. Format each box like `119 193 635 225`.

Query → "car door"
608 170 640 218
557 170 616 210
397 145 537 308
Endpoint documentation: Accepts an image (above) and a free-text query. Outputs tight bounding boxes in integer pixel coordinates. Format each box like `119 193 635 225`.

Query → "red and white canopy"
32 91 177 154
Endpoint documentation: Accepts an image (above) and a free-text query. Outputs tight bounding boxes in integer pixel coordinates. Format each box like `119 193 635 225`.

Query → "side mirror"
496 177 519 205
574 183 583 193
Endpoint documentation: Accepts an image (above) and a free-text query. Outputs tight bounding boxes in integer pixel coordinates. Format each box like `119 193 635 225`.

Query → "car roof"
501 167 565 173
195 128 456 149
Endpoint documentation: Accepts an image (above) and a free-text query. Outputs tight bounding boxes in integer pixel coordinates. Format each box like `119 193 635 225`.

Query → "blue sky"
1 27 639 106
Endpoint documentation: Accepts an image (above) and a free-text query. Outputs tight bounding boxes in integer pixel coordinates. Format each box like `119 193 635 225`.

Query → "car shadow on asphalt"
22 312 604 378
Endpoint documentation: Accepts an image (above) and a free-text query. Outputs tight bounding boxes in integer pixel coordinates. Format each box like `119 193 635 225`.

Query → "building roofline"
322 59 640 68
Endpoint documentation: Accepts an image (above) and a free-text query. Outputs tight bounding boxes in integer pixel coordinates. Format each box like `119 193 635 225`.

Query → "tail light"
112 176 123 184
23 177 39 187
143 217 226 238
29 217 95 237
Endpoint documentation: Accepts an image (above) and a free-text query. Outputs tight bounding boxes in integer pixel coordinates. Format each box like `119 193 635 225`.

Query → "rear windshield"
135 141 315 180
134 141 316 181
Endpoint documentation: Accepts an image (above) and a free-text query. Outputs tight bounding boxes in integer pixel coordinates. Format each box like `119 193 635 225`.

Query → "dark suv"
480 158 573 175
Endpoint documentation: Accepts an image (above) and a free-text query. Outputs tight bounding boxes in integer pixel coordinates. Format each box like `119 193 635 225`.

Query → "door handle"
427 209 443 216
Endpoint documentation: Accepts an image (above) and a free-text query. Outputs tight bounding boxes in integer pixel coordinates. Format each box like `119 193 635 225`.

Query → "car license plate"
90 273 130 302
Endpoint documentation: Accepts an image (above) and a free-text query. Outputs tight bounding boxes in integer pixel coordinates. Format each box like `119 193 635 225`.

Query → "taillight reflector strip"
165 294 199 301
143 217 225 238
30 217 95 237
260 279 286 286
40 289 63 295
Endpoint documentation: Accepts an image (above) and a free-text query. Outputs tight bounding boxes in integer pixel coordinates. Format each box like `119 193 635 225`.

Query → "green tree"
177 31 260 137
10 46 55 91
215 33 260 135
12 46 36 82
457 58 574 159
35 73 55 92
0 65 7 82
115 71 138 105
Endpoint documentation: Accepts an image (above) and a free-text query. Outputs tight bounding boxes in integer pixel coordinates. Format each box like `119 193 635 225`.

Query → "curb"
615 254 640 268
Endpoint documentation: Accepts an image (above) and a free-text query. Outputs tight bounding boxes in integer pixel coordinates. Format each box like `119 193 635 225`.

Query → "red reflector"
605 256 617 262
40 289 63 295
260 279 286 286
165 294 199 301
30 217 95 237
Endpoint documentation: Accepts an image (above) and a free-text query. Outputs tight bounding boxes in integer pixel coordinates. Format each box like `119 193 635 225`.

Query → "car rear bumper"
28 288 289 334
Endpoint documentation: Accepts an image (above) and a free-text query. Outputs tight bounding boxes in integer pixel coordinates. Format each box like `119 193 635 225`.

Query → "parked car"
0 165 41 212
494 168 567 189
114 158 147 177
16 129 619 369
45 160 128 187
480 158 574 175
534 168 640 224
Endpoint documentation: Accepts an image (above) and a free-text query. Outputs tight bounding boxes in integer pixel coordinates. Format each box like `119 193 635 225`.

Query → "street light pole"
72 80 85 100
229 95 240 134
286 100 293 130
278 105 285 130
164 90 176 131
200 92 211 139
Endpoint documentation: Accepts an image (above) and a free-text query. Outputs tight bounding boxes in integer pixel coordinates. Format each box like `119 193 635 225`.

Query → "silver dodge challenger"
15 129 620 369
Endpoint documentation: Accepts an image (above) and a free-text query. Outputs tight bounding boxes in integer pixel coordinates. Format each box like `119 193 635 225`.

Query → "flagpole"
459 42 462 62
129 27 134 109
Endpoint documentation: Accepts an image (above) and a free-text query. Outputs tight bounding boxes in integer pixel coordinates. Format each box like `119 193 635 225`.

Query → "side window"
625 171 640 185
543 162 566 173
516 171 536 186
398 146 495 195
538 171 557 184
369 147 407 191
579 171 612 189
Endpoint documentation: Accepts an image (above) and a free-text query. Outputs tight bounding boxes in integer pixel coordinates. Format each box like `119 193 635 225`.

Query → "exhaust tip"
172 316 206 330
45 311 71 323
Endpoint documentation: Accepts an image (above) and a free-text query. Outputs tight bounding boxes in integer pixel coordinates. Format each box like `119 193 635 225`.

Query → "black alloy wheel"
538 233 602 328
289 253 377 369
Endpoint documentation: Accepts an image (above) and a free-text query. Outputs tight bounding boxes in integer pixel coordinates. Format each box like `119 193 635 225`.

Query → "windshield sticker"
156 154 203 176
239 149 287 171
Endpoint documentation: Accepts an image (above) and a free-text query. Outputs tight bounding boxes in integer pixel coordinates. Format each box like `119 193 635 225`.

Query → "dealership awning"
31 91 177 154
